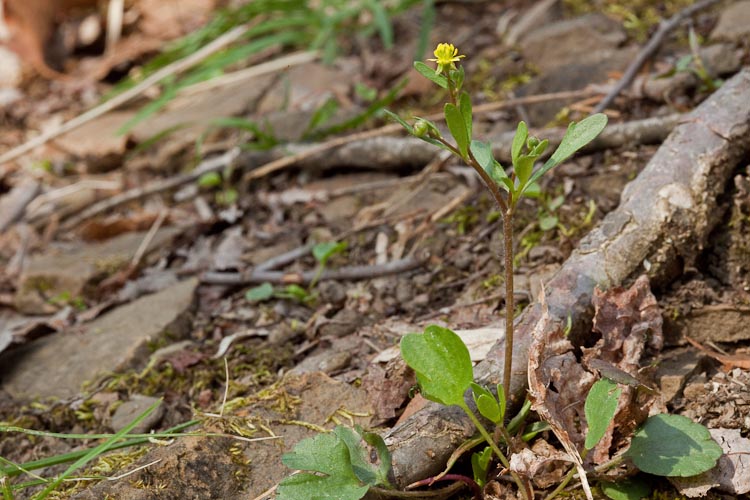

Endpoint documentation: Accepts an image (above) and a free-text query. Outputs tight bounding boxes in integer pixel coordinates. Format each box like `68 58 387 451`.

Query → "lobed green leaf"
458 92 472 142
279 431 368 500
524 113 607 193
511 121 528 167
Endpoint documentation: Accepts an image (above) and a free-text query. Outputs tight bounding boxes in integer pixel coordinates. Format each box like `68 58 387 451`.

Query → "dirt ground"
1 0 750 499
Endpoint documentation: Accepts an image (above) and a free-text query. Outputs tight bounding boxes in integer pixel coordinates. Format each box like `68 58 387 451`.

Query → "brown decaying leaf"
361 357 416 425
527 296 594 500
528 276 664 493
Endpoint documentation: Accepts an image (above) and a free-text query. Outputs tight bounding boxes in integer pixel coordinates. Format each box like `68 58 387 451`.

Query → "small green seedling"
244 240 347 305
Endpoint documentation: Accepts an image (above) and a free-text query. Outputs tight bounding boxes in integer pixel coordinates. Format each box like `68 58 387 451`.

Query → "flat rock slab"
710 0 750 42
14 227 180 315
0 278 197 399
73 371 373 499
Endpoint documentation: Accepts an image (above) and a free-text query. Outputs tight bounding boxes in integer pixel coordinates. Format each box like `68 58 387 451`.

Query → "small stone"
317 309 362 338
110 395 164 434
318 281 347 306
683 374 708 400
710 0 750 42
657 347 706 403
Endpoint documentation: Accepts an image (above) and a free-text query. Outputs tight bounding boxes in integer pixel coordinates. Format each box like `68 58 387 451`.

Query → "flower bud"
413 119 430 138
526 136 540 150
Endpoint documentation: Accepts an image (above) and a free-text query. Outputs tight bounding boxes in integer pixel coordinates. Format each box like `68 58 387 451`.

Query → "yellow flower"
428 43 465 75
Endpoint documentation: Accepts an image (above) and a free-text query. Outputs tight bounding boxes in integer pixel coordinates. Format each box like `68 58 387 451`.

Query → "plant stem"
461 404 531 500
544 464 576 500
408 474 482 500
502 210 514 400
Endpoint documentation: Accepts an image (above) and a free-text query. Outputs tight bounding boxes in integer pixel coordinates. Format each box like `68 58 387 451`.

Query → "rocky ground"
1 0 750 499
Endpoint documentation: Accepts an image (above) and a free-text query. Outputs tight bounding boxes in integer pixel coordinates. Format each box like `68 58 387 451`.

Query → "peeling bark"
383 69 750 488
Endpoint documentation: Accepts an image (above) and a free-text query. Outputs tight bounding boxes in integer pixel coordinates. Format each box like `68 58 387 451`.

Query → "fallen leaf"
527 297 595 500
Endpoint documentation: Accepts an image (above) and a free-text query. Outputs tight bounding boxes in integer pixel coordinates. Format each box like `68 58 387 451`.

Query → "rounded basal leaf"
584 378 621 450
627 414 723 477
400 326 473 407
600 478 651 500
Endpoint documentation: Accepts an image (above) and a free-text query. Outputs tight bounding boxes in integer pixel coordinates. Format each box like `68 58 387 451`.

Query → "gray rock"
710 0 750 42
110 395 164 434
317 308 362 338
519 14 626 73
15 228 179 315
0 278 197 399
656 347 706 403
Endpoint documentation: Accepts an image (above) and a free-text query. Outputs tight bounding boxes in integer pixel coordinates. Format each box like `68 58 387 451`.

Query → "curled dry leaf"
527 296 595 500
509 440 572 489
528 277 664 496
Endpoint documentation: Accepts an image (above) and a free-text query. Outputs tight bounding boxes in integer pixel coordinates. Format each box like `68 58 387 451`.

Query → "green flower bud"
526 136 540 150
413 119 430 138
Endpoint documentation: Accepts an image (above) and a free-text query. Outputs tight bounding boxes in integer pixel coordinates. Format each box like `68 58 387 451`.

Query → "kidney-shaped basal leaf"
524 113 607 193
400 325 473 407
279 432 369 500
627 414 722 477
600 477 652 500
584 378 621 450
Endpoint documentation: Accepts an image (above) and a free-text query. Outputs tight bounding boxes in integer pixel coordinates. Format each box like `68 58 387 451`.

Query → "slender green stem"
460 404 531 500
544 464 576 500
502 210 515 400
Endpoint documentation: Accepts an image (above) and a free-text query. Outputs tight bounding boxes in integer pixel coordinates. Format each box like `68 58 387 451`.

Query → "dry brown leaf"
361 357 415 424
527 297 594 500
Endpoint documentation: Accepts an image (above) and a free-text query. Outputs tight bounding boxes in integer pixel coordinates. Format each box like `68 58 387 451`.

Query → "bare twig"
201 253 427 286
593 0 722 113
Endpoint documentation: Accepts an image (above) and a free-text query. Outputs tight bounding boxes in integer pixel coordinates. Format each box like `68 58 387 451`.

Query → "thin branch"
593 0 722 114
200 253 427 286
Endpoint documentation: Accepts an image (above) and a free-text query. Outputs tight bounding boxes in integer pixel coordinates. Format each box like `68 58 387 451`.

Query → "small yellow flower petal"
427 43 465 74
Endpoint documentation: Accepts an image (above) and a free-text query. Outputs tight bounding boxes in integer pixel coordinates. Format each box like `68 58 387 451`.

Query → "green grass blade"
32 400 163 499
0 420 198 478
